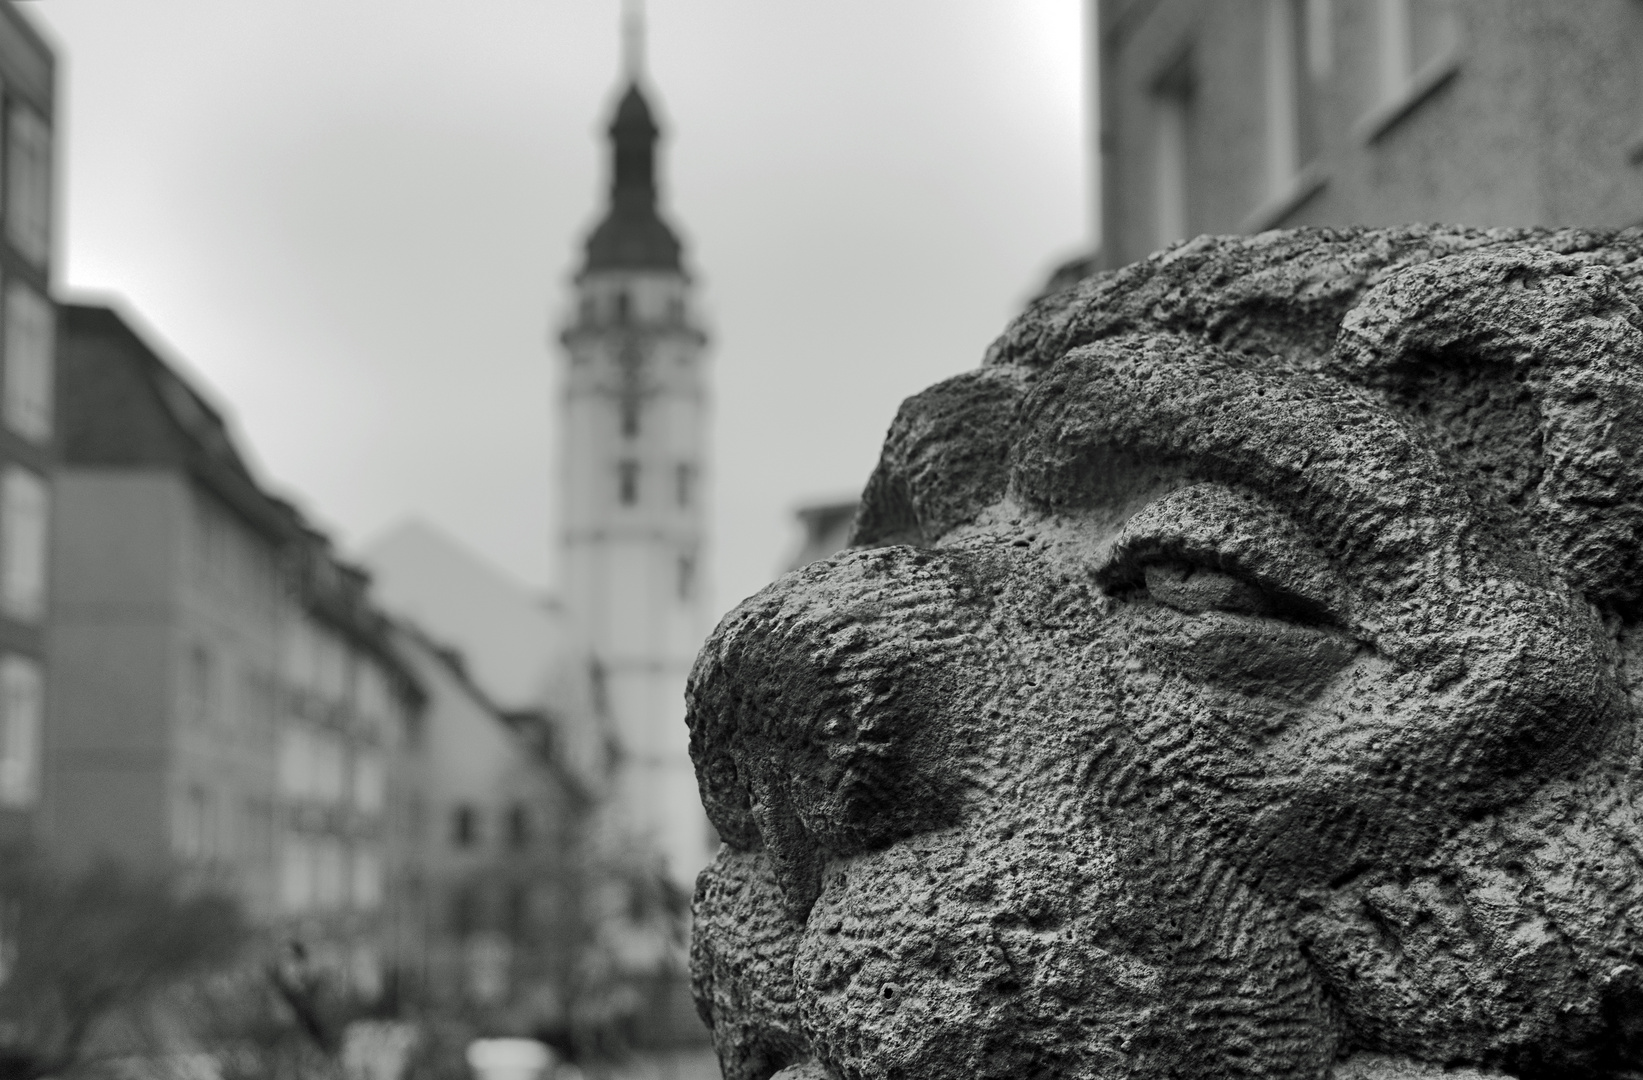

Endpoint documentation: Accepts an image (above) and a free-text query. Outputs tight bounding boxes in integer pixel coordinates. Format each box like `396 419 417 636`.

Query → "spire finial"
621 0 645 80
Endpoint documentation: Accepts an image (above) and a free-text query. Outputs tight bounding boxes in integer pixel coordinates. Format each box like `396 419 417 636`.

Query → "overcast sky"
30 0 1090 622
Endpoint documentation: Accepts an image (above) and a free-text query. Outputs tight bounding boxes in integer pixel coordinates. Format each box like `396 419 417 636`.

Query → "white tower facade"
557 72 713 885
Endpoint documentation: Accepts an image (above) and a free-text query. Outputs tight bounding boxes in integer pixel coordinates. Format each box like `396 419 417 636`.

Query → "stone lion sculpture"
686 227 1643 1080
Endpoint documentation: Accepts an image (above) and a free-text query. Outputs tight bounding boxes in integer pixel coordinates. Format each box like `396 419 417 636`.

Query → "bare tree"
0 852 248 1080
186 943 370 1080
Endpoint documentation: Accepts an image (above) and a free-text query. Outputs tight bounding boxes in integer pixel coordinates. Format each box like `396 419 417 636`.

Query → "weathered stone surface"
687 227 1643 1079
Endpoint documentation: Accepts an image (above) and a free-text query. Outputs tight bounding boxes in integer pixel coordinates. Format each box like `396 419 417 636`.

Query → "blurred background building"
47 302 423 988
556 61 714 894
0 4 56 853
1096 0 1643 267
783 499 857 574
385 622 582 1024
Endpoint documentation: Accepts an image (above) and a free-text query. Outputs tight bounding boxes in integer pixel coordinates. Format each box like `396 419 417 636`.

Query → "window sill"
1354 48 1462 146
1241 164 1329 233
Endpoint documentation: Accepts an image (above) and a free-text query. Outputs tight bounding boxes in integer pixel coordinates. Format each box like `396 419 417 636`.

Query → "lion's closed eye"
1143 563 1282 618
1093 485 1366 698
1094 483 1355 631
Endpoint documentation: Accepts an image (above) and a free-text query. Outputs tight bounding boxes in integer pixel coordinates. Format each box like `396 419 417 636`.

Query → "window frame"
4 102 50 269
0 466 48 623
2 280 53 443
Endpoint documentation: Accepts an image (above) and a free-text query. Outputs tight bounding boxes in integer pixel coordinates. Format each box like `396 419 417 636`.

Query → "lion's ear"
1331 248 1643 614
851 367 1029 549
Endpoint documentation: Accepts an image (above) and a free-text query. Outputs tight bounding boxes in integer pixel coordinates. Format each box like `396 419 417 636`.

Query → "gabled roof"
56 302 426 707
57 303 295 545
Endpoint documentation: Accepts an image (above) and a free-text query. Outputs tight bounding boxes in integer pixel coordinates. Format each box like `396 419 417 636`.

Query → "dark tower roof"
581 81 684 275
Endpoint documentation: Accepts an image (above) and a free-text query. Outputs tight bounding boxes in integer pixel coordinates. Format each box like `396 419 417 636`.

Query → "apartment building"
46 303 421 990
0 5 56 848
1097 0 1643 267
386 623 580 1021
275 523 424 987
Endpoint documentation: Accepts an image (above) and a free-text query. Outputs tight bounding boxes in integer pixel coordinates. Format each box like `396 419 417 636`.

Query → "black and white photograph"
1 3 1641 1079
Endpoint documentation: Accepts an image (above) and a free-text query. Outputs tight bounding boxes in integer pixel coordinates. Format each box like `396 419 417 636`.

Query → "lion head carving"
686 227 1643 1080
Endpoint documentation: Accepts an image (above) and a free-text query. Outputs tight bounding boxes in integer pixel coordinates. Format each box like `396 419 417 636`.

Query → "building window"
314 838 346 910
278 728 309 799
676 463 695 509
618 460 639 506
5 105 50 268
311 732 346 804
350 944 382 999
403 709 427 752
354 664 392 733
450 885 482 937
3 283 52 443
1305 0 1334 80
1374 0 1459 106
0 655 41 808
352 751 385 815
277 726 345 804
188 644 215 725
466 934 510 1004
677 553 696 601
313 626 349 706
351 845 383 910
453 803 480 848
243 797 273 859
506 803 530 849
1151 58 1194 252
280 836 314 913
407 792 427 841
179 784 213 860
1263 0 1325 200
242 668 275 730
614 291 631 324
505 884 532 940
620 398 640 438
0 467 48 622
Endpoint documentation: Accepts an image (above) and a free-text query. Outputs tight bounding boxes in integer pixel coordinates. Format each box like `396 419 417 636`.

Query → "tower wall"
559 267 713 883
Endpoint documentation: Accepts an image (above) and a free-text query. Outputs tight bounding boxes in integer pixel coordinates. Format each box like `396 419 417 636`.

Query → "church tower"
557 30 713 884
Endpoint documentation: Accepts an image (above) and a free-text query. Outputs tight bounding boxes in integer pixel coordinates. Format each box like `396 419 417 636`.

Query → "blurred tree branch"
0 852 248 1080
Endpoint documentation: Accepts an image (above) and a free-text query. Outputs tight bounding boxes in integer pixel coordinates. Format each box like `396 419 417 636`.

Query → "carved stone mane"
687 227 1643 1080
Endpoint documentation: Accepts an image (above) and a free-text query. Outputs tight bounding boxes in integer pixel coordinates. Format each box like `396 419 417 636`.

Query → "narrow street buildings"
46 304 421 988
387 624 582 1022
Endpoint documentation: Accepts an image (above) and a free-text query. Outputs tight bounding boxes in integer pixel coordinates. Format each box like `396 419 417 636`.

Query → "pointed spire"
608 84 658 200
580 1 682 276
621 0 645 81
